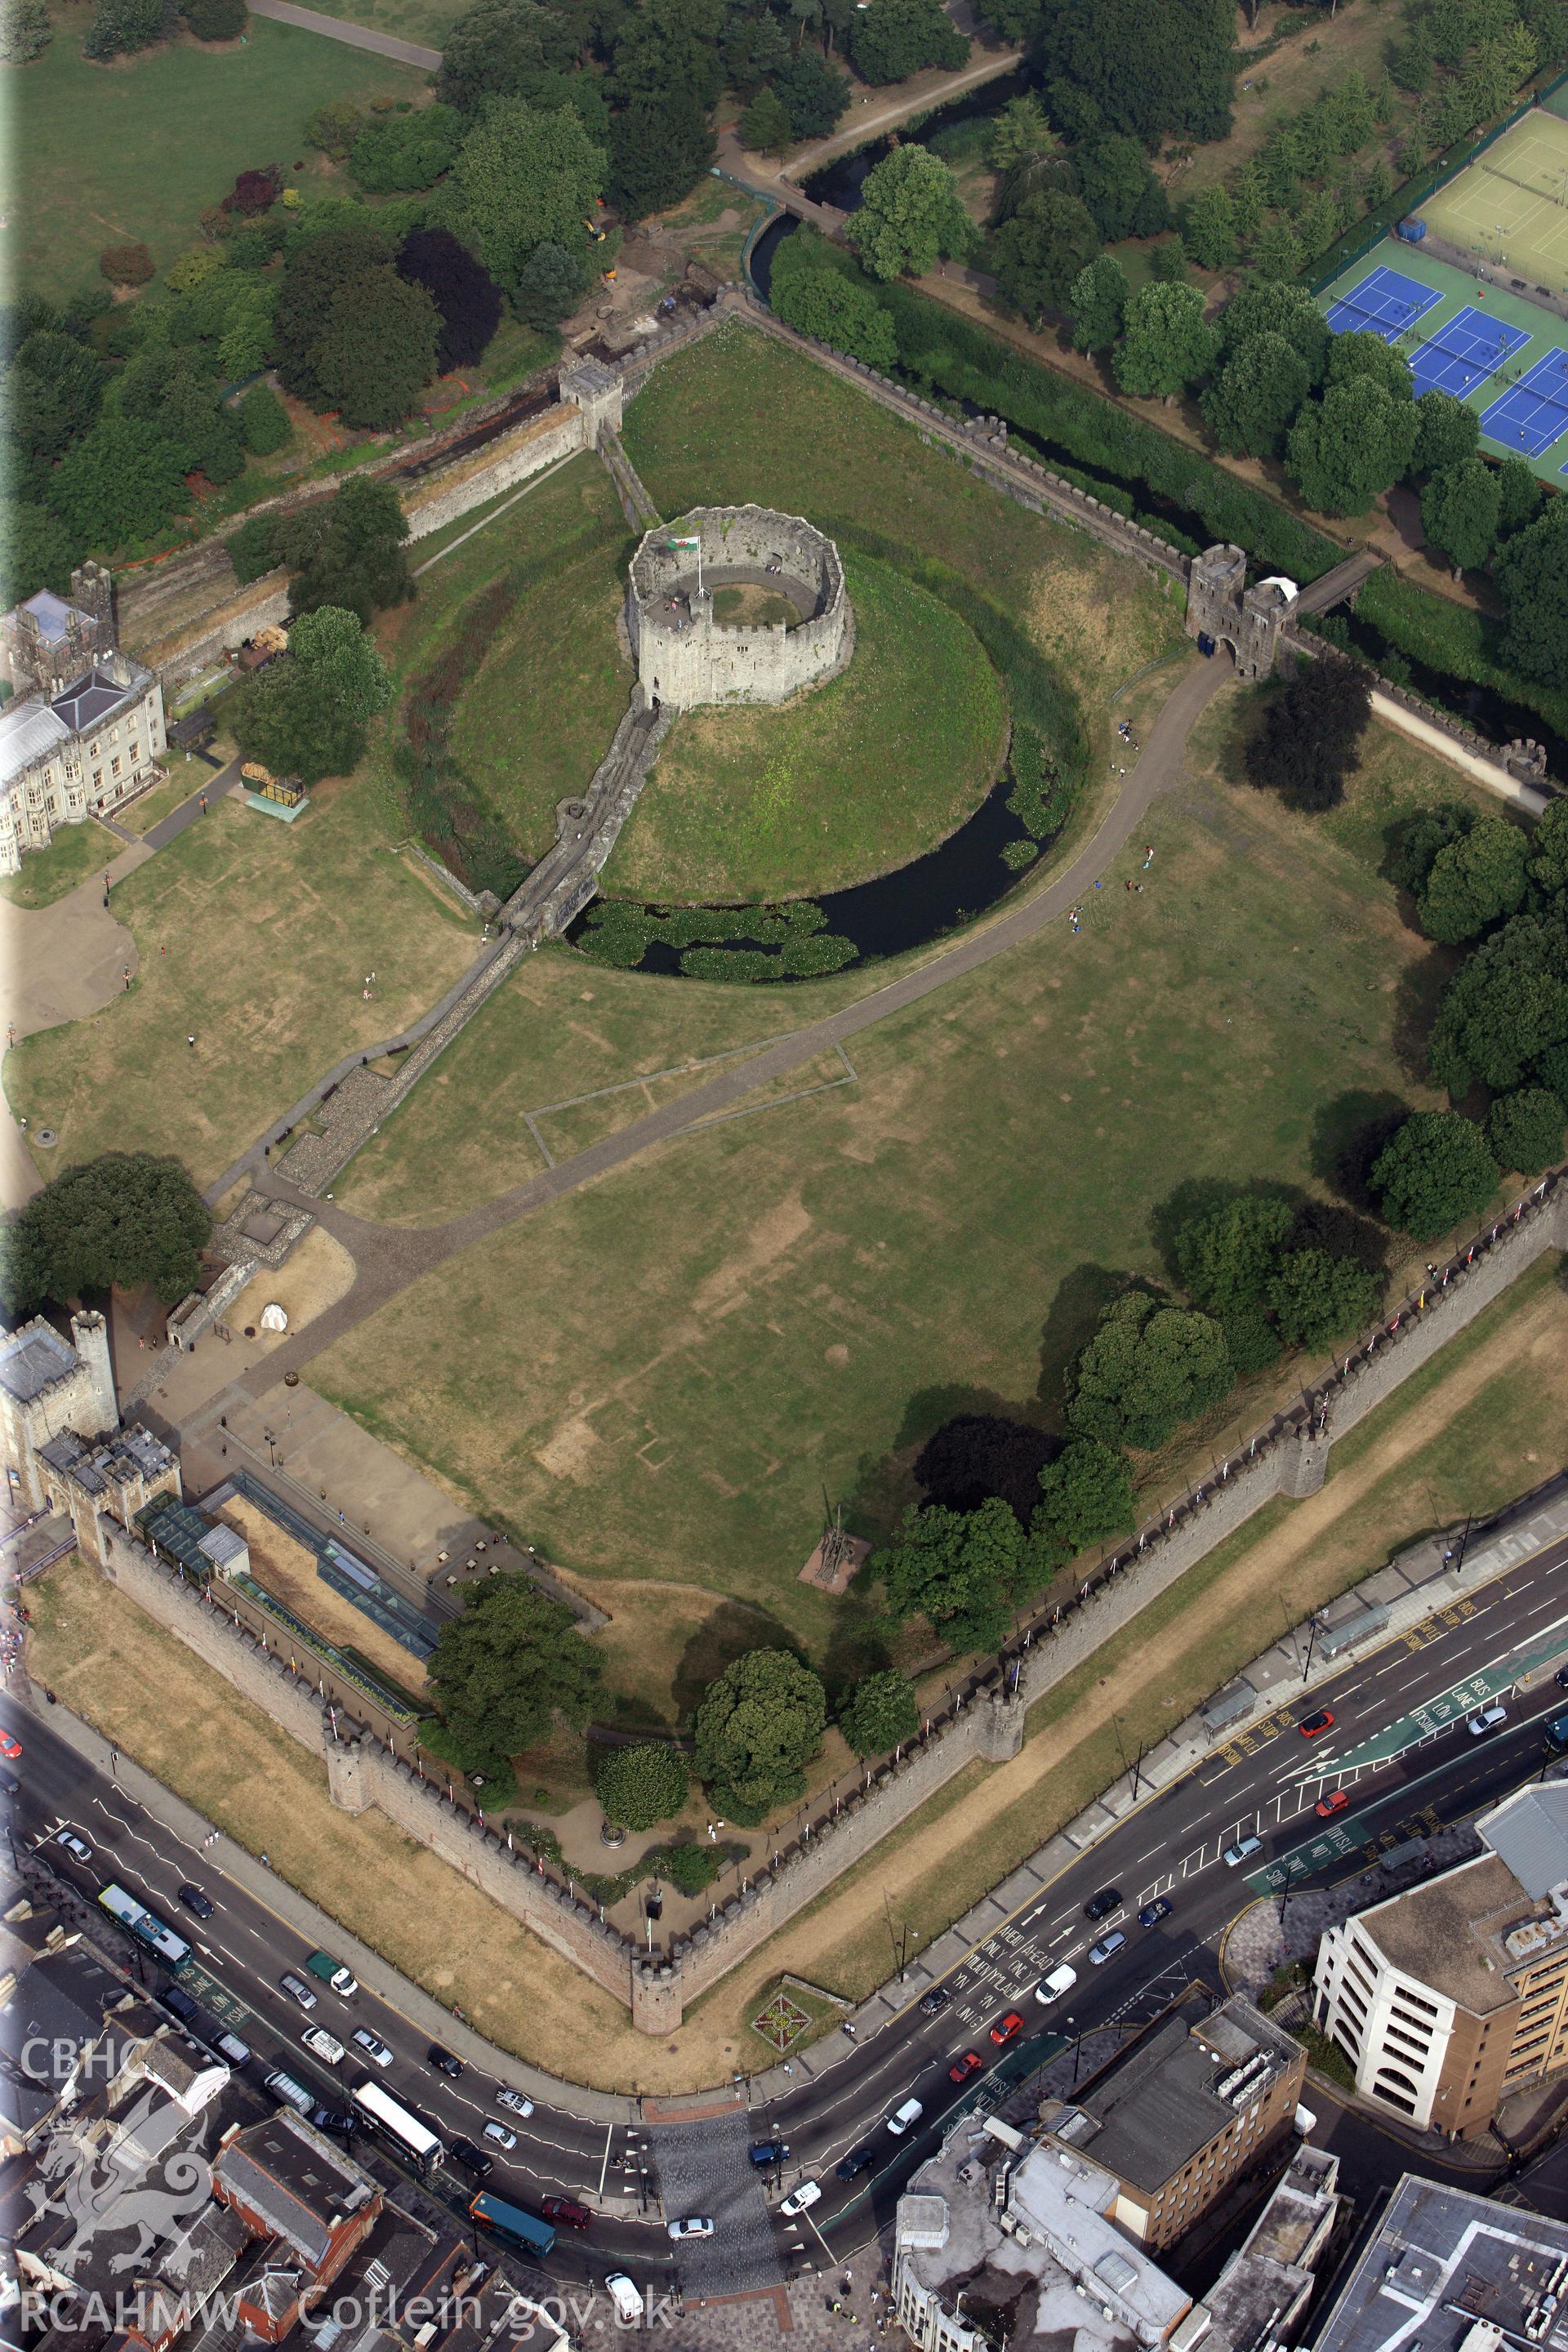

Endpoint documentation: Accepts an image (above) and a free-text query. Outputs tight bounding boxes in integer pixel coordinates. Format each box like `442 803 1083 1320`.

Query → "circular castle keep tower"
626 506 853 713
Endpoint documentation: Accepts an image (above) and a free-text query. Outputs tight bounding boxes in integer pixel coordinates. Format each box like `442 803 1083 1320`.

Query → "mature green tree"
1248 218 1304 283
442 99 605 298
1031 0 1234 145
1030 1437 1135 1567
514 240 586 327
1173 1194 1294 1316
1496 498 1568 689
1416 815 1530 945
1200 332 1310 457
9 330 106 460
230 604 392 781
274 474 414 625
1383 800 1474 898
1420 457 1499 581
1074 135 1169 243
1496 452 1544 541
873 1498 1022 1652
692 1648 826 1822
430 1576 603 1765
1066 1293 1234 1451
606 87 715 216
845 0 964 81
1113 281 1217 403
993 189 1099 321
610 0 727 108
1530 802 1568 906
2 1152 209 1316
1246 657 1371 812
1067 252 1129 352
1414 386 1481 476
1183 185 1238 272
83 0 171 58
772 51 849 138
848 144 973 282
273 224 399 408
0 0 52 59
238 386 291 455
771 260 897 368
1534 1040 1568 1111
1266 1250 1383 1351
1285 378 1420 516
1372 1111 1499 1239
987 92 1056 174
1324 327 1414 403
839 1668 920 1758
739 85 792 154
1487 1086 1566 1175
593 1740 689 1829
350 103 463 194
399 225 504 371
1429 915 1568 1093
305 98 364 160
436 0 581 114
0 499 79 605
1218 279 1330 378
45 416 189 551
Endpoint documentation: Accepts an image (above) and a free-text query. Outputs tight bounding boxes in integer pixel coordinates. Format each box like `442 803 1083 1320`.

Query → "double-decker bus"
96 1883 194 1969
469 2192 556 2260
350 2080 444 2172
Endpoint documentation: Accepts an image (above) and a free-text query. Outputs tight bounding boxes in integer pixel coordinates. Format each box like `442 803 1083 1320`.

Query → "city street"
8 1525 1568 2306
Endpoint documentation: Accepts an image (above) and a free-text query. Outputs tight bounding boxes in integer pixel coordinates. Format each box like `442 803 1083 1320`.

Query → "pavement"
244 0 441 68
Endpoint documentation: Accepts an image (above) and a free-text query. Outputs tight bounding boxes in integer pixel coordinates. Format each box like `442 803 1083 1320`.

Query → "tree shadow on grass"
818 1589 895 1711
1391 943 1458 1084
844 1381 1029 1549
671 1597 804 1724
1310 1087 1411 1216
1035 1262 1139 1424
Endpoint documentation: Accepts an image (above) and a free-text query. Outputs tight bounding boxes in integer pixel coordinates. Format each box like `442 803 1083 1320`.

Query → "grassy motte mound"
602 551 1008 904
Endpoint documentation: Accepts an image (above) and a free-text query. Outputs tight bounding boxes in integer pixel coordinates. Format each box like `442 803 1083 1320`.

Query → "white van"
604 2275 643 2326
1035 1962 1077 2005
887 2097 924 2136
780 2180 822 2216
301 2026 345 2067
265 2069 316 2116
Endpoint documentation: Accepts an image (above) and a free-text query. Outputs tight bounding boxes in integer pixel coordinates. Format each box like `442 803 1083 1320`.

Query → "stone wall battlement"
626 504 852 711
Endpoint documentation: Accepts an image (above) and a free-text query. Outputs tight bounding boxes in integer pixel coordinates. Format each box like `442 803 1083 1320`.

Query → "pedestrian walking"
261 1851 270 1865
187 1034 196 1049
122 966 131 991
1143 844 1154 868
199 792 207 814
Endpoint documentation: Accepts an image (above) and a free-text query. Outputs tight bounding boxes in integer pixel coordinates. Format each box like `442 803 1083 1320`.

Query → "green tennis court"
1318 232 1568 479
1414 107 1568 292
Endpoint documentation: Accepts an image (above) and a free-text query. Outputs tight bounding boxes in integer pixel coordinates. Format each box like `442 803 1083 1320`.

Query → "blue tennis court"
1325 262 1443 342
1481 345 1568 454
1406 309 1530 398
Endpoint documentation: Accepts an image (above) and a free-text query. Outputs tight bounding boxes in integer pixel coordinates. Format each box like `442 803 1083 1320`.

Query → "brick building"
1312 1784 1568 2135
1039 1989 1308 2252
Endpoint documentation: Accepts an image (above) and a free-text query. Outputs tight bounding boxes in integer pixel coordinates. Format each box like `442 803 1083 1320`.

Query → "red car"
1298 1709 1335 1740
540 2196 591 2230
1315 1789 1350 1818
0 1731 20 1762
989 2012 1024 2047
949 2050 983 2082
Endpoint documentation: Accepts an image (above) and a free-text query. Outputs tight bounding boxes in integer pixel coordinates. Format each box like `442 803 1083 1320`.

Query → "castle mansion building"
0 564 165 874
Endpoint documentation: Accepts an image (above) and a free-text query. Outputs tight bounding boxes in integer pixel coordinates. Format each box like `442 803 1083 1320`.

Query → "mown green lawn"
0 817 115 908
8 15 429 296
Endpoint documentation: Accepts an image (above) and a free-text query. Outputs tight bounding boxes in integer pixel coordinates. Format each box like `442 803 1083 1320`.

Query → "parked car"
887 2098 924 2136
178 1885 215 1920
162 1985 201 2026
310 2105 354 2138
0 1731 22 1762
989 2012 1024 2047
483 2122 518 2151
351 2027 393 2068
836 2145 876 2182
495 2087 534 2117
1089 1931 1127 1965
1223 1835 1263 1867
750 2140 789 2168
1084 1888 1121 1922
918 1986 951 2018
1138 1897 1173 1928
667 2217 715 2241
1315 1790 1351 1818
1298 1709 1335 1740
426 2045 463 2079
1555 1663 1568 1691
450 2137 492 2179
780 2181 822 2216
1468 1704 1508 1738
301 2026 345 2067
55 1829 93 1865
1035 1962 1077 2005
541 2195 592 2229
279 1972 318 2011
949 2051 983 2082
